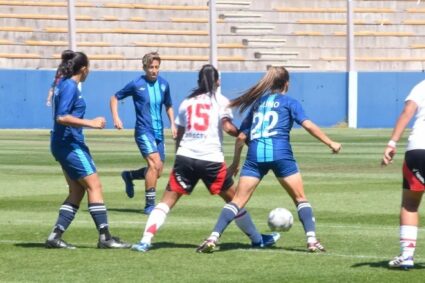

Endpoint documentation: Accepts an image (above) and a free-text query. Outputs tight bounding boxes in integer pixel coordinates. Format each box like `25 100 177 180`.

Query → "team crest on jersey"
161 84 166 92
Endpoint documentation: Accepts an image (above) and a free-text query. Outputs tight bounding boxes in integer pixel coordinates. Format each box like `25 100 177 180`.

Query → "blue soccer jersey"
51 78 86 144
240 93 308 162
115 75 172 141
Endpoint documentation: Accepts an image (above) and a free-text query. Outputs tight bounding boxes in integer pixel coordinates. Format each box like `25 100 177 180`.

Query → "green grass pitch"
0 128 424 282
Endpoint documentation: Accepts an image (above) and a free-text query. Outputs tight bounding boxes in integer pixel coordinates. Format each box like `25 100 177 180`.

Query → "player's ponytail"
59 51 89 78
188 64 219 98
230 66 290 113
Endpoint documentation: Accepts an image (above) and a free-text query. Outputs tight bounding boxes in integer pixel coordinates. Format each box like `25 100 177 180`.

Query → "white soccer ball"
267 207 293 232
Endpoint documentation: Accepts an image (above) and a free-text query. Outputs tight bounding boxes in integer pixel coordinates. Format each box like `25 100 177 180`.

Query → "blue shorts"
240 158 299 179
51 142 97 180
135 132 165 161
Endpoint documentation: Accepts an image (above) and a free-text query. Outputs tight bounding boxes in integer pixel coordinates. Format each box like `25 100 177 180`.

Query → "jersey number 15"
187 103 211 131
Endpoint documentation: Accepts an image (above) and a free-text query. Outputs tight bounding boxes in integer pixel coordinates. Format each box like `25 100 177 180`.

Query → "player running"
45 51 130 249
131 64 280 252
197 66 341 253
110 52 177 214
382 79 425 269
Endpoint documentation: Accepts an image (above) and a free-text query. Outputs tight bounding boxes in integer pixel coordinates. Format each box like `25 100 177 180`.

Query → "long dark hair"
188 64 219 98
230 66 290 113
58 51 89 78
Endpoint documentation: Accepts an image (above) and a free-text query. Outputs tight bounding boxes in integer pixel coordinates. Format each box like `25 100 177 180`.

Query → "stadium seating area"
0 0 424 71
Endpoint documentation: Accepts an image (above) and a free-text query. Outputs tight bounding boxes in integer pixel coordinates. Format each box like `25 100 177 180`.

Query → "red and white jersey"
406 79 425 151
175 92 233 162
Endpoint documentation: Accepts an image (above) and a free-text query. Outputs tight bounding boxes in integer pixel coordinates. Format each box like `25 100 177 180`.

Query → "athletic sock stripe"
235 210 247 219
60 205 78 213
297 203 311 211
224 204 238 215
89 207 107 212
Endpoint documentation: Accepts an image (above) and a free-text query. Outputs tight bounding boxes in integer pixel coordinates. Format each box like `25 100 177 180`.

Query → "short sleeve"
115 80 135 100
56 82 77 117
163 82 173 108
406 80 425 105
216 93 233 120
175 99 187 127
290 99 309 125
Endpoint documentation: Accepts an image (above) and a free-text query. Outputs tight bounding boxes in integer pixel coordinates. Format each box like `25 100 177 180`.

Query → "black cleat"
97 236 131 249
45 238 76 249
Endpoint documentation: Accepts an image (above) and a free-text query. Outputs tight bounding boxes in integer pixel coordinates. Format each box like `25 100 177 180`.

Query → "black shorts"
403 149 425 191
167 155 234 195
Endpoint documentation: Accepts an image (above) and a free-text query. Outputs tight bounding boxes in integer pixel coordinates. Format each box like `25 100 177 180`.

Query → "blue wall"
0 69 423 128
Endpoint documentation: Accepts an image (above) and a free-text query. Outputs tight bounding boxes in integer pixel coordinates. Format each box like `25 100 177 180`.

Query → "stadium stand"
0 0 424 71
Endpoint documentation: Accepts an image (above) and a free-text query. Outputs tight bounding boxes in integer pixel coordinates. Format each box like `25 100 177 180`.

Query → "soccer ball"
267 207 293 232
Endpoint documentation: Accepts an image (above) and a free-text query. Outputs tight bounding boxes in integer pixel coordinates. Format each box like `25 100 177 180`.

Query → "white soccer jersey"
406 79 425 151
175 91 233 162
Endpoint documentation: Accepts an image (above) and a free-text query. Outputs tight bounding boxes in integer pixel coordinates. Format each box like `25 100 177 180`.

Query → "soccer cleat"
97 236 131 249
196 239 217 253
144 204 155 215
45 238 76 250
121 171 134 198
131 242 151 252
307 240 326 252
388 255 414 269
252 232 281 248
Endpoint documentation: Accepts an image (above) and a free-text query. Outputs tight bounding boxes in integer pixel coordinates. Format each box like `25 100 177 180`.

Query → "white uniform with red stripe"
405 80 425 151
175 91 232 163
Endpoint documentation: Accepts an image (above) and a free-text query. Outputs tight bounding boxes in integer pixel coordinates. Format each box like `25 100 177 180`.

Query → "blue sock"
212 202 240 236
145 187 156 207
297 201 316 234
88 203 111 240
49 202 79 239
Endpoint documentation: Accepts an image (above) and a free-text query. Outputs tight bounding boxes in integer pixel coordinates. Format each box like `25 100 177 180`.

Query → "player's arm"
166 106 177 139
228 131 247 177
301 120 341 153
382 100 417 166
175 125 185 152
57 115 105 129
110 95 123 130
222 117 238 137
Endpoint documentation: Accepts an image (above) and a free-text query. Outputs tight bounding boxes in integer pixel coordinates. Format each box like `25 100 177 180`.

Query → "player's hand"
381 146 396 166
113 117 123 130
91 117 106 129
227 162 240 177
329 141 341 154
171 124 177 139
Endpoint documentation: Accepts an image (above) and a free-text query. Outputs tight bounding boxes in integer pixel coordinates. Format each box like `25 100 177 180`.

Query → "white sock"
306 231 317 244
140 202 170 244
234 208 262 244
400 225 417 258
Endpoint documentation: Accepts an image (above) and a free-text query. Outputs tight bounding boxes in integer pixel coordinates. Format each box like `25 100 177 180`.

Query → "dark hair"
142 52 161 68
229 66 290 113
188 64 219 98
58 51 89 78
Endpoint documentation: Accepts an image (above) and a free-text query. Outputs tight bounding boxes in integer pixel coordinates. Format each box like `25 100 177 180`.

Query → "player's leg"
79 173 130 249
389 151 425 268
143 152 163 214
389 190 422 268
277 173 324 252
132 190 182 252
132 155 194 252
197 176 259 253
220 184 280 248
45 170 84 249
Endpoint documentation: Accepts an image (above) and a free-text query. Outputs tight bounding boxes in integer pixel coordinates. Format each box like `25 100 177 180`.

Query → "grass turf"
0 128 424 282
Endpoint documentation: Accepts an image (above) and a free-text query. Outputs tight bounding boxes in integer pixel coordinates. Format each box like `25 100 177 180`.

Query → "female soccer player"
197 66 341 253
131 64 280 252
45 51 130 249
382 79 425 269
110 52 176 214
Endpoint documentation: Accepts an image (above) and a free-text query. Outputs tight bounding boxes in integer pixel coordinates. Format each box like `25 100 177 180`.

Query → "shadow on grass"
149 241 198 250
14 243 94 249
351 261 425 270
213 242 291 252
107 208 142 214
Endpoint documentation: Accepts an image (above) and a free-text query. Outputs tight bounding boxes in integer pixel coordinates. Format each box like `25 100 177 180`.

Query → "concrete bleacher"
0 0 424 71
